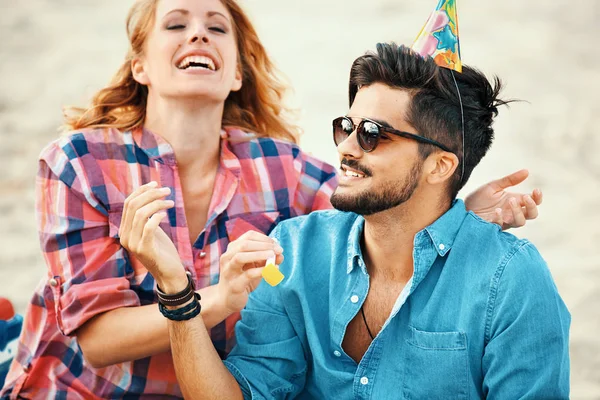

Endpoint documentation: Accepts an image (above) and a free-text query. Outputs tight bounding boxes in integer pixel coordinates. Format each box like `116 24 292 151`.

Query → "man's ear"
131 58 150 85
424 151 460 186
231 64 243 92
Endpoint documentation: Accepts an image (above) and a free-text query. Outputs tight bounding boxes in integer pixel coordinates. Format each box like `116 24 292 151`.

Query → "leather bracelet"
157 287 195 307
159 293 201 321
156 273 196 307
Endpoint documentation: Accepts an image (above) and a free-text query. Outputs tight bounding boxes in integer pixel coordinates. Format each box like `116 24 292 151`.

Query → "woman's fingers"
491 208 504 227
509 198 527 228
488 169 529 192
522 195 539 220
531 188 543 206
228 250 278 272
228 266 270 296
221 232 282 264
274 253 284 266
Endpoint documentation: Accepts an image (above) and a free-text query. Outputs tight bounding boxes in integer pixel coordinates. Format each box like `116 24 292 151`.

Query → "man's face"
330 83 425 216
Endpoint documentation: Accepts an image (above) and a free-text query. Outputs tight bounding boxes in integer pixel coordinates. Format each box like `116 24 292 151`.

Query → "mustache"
341 158 372 177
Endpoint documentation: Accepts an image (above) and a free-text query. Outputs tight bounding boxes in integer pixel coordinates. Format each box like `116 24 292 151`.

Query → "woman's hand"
119 181 187 293
465 169 543 230
217 231 284 316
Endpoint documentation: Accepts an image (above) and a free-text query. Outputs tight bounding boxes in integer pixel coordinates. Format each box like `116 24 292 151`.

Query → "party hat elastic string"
450 70 465 184
412 0 465 184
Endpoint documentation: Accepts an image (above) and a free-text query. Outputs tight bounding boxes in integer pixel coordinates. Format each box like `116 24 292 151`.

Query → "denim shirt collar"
424 199 468 257
346 200 469 275
346 214 367 274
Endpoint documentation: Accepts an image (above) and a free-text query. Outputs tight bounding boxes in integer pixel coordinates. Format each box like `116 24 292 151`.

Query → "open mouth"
177 55 217 71
340 165 368 178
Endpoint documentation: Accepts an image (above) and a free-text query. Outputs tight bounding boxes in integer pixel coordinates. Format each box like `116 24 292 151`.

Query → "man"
150 42 570 399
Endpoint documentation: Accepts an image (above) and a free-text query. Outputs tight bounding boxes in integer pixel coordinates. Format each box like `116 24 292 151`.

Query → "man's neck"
362 190 451 283
144 94 224 174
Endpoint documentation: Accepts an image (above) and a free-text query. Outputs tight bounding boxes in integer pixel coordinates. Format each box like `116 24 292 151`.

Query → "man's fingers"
122 184 168 239
141 212 167 248
489 169 529 192
127 187 172 217
131 200 174 243
122 182 159 226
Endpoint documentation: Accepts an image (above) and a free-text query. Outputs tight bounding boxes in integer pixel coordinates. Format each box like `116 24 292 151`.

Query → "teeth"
177 55 216 71
344 169 364 178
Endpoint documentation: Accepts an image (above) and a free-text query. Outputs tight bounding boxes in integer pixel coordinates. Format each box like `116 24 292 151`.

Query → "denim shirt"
224 200 570 399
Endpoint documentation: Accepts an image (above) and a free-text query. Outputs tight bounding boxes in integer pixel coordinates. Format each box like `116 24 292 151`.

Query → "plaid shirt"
1 127 337 399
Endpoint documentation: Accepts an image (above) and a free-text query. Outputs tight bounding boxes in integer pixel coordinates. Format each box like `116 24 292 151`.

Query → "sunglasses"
332 116 453 153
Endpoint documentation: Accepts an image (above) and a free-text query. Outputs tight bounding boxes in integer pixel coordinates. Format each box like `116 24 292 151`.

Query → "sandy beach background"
0 0 598 397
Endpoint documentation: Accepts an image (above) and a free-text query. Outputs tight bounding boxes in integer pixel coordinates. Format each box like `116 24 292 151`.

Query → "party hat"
412 0 462 73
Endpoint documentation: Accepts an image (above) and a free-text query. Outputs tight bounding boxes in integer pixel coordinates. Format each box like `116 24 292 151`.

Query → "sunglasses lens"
333 117 354 146
358 121 380 152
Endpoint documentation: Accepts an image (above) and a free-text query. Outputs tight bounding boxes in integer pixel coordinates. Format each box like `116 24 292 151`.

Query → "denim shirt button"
439 243 446 251
333 350 341 357
360 377 369 385
350 295 359 304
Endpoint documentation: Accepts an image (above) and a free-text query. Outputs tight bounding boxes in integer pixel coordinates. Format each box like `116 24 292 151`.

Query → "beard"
330 159 423 216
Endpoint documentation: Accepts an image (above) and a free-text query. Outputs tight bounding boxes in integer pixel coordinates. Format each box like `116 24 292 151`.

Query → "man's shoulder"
278 209 355 227
274 210 358 242
460 212 549 284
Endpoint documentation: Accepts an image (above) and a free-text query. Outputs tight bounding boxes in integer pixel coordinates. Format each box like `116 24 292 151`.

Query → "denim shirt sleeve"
224 227 307 400
482 241 571 399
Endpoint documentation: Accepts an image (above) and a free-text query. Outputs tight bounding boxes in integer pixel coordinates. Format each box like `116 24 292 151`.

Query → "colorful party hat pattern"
412 0 462 73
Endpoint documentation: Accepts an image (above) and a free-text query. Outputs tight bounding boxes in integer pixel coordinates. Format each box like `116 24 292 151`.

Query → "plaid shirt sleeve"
291 150 338 215
37 140 140 336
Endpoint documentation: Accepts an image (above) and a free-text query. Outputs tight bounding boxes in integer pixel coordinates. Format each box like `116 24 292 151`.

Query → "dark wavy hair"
349 43 512 198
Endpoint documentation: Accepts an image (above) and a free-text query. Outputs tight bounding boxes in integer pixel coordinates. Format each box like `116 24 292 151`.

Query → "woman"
1 0 541 398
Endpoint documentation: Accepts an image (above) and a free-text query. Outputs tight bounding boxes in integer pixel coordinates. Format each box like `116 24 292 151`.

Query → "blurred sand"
0 0 598 397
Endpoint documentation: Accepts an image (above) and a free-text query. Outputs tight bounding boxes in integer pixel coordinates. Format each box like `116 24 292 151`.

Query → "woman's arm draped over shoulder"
464 169 543 230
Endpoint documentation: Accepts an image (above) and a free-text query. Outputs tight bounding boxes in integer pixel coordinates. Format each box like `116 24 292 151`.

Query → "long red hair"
63 0 300 143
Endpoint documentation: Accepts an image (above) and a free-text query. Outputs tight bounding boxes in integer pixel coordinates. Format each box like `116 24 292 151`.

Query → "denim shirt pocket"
403 325 469 399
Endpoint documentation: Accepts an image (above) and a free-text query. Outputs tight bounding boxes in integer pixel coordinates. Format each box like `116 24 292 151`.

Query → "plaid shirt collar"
131 126 245 175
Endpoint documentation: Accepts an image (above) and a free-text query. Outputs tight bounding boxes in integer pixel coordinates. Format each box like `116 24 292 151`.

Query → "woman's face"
133 0 242 103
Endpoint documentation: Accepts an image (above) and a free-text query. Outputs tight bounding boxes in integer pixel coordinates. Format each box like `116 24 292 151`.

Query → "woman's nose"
189 24 210 45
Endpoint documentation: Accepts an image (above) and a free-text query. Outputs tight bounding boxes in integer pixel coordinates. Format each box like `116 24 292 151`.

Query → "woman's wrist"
198 283 234 327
